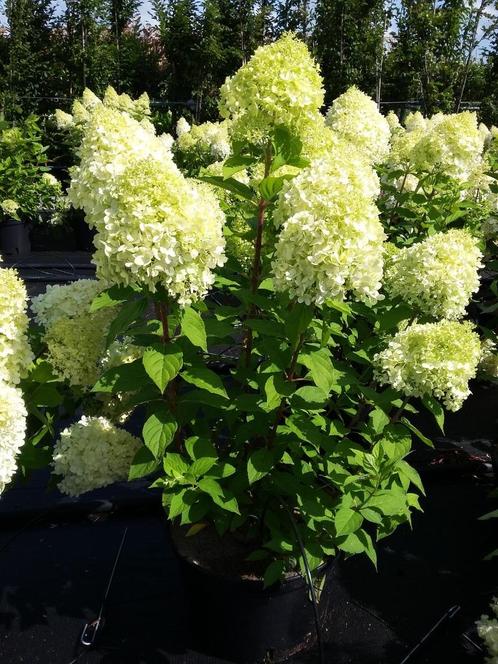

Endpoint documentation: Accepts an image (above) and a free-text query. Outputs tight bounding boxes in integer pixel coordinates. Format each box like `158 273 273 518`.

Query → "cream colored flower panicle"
404 111 427 133
272 147 385 305
44 310 113 388
374 320 481 411
176 117 191 137
175 120 231 162
31 279 105 328
32 280 114 388
69 106 226 305
386 111 401 133
0 268 33 385
219 33 324 146
52 416 141 496
383 229 483 320
0 382 27 493
411 112 485 181
477 598 498 663
325 87 391 164
55 86 151 135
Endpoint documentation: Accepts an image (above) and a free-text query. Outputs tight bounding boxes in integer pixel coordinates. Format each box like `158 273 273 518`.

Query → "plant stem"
243 142 272 367
155 301 170 344
156 300 180 445
267 332 305 447
391 397 409 423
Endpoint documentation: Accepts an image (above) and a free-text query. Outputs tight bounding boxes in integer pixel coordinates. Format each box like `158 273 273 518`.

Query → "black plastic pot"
174 528 333 663
0 219 31 256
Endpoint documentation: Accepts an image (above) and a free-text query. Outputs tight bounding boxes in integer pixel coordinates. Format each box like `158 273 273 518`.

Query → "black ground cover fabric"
0 470 495 664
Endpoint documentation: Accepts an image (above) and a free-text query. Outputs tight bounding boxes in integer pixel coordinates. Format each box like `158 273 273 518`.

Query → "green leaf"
298 349 336 394
164 453 188 479
263 560 284 588
30 384 62 407
291 386 328 410
28 360 57 383
286 303 314 348
335 508 363 536
185 436 217 461
479 509 498 521
129 446 160 480
143 343 183 393
191 457 218 478
90 285 138 312
397 460 425 494
142 404 177 458
198 477 224 498
106 297 147 348
222 154 257 178
258 176 287 201
422 395 445 434
92 359 150 394
369 408 390 435
246 318 284 337
181 307 207 351
247 448 274 484
197 175 256 203
400 417 433 447
169 489 187 519
181 366 228 399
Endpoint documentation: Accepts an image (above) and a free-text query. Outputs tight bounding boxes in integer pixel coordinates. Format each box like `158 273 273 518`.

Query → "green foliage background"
1 1 497 123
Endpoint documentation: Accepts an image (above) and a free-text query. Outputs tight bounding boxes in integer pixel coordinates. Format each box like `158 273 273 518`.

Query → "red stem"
243 143 272 367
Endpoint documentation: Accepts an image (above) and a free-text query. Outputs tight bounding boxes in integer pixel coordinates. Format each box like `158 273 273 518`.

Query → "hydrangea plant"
36 34 485 587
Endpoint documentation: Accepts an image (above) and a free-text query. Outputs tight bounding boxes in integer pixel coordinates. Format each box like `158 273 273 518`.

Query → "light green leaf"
163 452 188 478
298 349 336 394
400 418 433 447
335 508 363 536
181 307 207 351
142 404 177 458
143 343 183 393
191 457 217 478
169 489 187 519
369 408 390 435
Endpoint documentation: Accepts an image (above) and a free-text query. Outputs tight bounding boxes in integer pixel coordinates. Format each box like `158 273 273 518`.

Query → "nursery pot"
172 524 333 663
0 219 31 256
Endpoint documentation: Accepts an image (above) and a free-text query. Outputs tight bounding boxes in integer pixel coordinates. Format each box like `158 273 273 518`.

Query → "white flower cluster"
374 320 481 411
0 383 27 493
55 85 151 136
31 278 105 328
0 264 30 494
0 267 33 385
32 280 113 388
383 229 483 320
68 105 226 305
477 598 498 663
175 120 231 163
52 416 141 496
272 146 385 305
389 111 485 182
219 33 324 146
325 87 391 164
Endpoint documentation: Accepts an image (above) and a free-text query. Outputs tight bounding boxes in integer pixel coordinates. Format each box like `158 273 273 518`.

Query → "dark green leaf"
181 366 228 399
